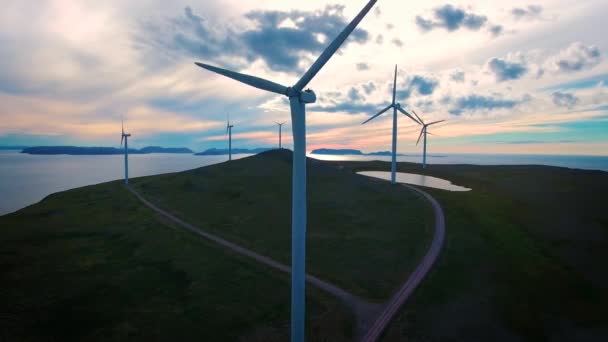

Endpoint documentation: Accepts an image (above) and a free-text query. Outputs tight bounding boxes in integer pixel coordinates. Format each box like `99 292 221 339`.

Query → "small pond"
358 171 471 192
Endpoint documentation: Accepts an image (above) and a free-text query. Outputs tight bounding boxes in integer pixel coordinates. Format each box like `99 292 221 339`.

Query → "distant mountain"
138 146 193 154
311 148 363 155
310 148 413 156
195 147 273 156
366 151 393 156
21 146 193 155
22 146 140 155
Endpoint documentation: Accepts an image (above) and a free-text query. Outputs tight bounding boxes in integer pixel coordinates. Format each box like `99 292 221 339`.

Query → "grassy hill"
0 180 356 341
131 149 432 301
0 150 432 341
336 160 608 341
2 149 607 341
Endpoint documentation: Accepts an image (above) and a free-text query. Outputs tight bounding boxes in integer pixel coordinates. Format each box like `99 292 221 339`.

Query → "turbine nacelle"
120 116 131 145
414 111 445 146
361 67 421 126
299 89 316 104
284 87 316 103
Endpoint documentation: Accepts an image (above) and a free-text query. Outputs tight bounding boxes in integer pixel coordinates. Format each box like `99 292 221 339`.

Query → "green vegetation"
4 150 607 341
336 160 608 341
131 150 433 301
0 180 353 341
0 150 432 341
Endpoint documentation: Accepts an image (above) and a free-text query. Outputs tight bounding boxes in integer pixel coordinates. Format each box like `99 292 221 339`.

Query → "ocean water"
1 150 607 216
309 153 608 172
0 151 250 216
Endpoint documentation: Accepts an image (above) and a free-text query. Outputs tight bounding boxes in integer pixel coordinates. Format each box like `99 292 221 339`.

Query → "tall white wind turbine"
362 65 421 184
411 110 445 169
120 117 132 185
275 122 285 149
226 116 234 161
194 1 376 341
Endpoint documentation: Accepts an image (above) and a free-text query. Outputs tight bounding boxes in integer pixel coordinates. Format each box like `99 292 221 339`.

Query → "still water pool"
358 171 471 191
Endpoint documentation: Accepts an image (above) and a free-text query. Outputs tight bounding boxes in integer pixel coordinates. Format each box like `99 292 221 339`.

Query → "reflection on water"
358 171 471 192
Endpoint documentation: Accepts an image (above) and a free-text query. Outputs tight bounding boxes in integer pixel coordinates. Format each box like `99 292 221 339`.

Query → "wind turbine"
226 116 234 161
411 110 445 169
120 117 131 185
194 1 376 341
362 65 421 184
275 122 285 149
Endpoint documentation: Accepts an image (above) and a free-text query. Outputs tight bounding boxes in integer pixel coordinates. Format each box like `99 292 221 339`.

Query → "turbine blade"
416 128 424 146
411 110 424 125
362 104 392 124
293 0 377 91
121 116 124 135
392 65 397 105
397 106 421 125
120 135 124 147
427 119 446 126
195 62 288 95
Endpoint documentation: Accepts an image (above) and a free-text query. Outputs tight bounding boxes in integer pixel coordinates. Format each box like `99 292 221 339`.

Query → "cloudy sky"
1 0 607 155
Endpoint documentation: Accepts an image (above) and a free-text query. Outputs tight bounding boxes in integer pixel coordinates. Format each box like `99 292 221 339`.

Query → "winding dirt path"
128 182 445 341
126 186 378 322
360 184 446 341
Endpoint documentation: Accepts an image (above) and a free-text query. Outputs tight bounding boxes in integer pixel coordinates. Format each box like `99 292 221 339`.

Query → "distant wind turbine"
275 122 285 149
411 110 445 169
194 1 377 341
120 117 131 185
226 116 234 161
362 65 421 184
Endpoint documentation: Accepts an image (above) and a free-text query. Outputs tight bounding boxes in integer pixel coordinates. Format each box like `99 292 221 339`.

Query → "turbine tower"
275 122 285 149
411 110 445 169
194 1 376 341
226 117 234 161
120 117 131 185
362 65 421 184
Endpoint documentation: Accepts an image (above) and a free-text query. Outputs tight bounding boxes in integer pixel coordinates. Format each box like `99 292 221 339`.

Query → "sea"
1 150 607 216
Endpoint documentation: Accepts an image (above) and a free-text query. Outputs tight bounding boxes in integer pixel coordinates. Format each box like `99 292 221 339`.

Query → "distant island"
195 147 273 156
311 148 406 156
366 151 397 156
21 146 193 155
138 146 193 154
311 148 363 155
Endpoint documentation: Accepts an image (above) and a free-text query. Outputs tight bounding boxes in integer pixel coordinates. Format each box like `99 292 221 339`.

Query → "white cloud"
0 0 607 153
